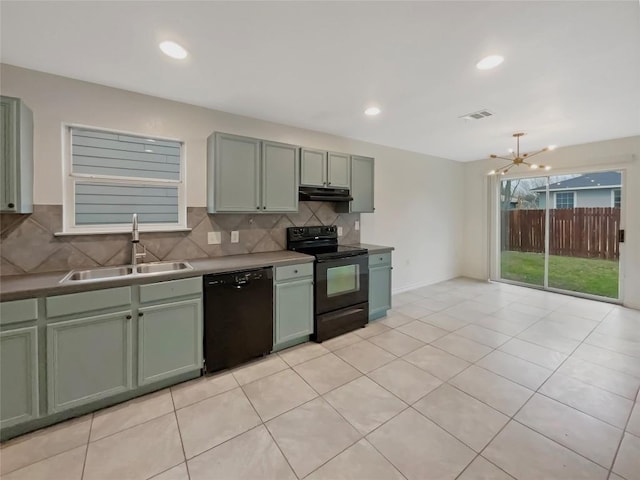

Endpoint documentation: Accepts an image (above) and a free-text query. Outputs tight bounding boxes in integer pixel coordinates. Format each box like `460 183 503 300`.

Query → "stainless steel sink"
136 261 192 275
61 261 193 283
62 266 135 282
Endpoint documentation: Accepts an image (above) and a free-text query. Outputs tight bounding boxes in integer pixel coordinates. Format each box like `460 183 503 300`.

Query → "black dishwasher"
203 267 273 373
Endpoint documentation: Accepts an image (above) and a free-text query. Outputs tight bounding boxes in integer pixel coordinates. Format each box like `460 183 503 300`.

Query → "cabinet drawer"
275 263 314 282
139 277 201 304
47 287 131 319
0 298 38 325
369 252 391 267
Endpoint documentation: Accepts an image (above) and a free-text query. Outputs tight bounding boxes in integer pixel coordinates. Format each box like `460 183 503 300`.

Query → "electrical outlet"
355 220 360 231
207 231 221 245
231 230 240 243
337 226 343 236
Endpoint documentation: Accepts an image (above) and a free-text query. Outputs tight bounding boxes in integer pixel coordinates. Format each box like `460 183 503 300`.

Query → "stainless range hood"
298 186 353 202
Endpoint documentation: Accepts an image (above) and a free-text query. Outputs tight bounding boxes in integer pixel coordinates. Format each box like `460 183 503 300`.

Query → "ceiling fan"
489 132 555 175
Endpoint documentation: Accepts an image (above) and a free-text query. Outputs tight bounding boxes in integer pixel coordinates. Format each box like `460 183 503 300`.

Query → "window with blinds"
64 127 185 233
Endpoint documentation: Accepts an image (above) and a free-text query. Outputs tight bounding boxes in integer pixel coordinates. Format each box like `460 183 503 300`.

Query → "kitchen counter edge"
0 251 315 302
350 244 394 254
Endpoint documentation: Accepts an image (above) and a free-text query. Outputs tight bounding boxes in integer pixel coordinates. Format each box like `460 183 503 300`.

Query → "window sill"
54 227 192 236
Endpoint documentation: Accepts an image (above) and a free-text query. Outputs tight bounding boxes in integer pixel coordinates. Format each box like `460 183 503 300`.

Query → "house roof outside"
530 172 621 192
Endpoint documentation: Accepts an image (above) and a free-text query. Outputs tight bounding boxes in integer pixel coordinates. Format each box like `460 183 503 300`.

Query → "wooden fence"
502 208 621 260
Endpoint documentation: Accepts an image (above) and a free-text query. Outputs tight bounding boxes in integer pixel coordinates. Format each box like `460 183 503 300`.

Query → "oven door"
315 254 369 314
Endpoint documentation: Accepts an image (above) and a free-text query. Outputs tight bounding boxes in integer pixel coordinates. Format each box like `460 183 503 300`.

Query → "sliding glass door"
499 176 546 287
499 170 622 300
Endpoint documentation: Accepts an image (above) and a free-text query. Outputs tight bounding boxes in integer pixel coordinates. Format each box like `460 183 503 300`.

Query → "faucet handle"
136 244 147 259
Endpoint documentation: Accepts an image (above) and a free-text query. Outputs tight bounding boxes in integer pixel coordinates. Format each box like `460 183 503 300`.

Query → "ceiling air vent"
460 109 494 120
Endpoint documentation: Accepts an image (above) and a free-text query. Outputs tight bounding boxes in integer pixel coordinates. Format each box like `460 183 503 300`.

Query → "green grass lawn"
501 251 619 298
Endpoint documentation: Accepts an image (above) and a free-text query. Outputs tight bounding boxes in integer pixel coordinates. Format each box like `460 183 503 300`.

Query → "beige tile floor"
1 278 639 480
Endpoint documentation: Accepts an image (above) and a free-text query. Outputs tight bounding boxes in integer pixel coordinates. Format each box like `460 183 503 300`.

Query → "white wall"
462 135 640 309
0 64 465 292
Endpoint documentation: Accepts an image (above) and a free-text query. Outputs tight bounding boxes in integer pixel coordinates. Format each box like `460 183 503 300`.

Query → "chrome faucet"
131 213 146 268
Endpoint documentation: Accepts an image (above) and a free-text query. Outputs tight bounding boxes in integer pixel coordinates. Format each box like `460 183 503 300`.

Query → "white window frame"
554 191 576 209
612 188 622 208
60 124 188 235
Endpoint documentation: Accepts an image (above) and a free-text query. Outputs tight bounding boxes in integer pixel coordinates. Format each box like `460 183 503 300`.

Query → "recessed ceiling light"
548 145 557 150
364 107 381 116
476 55 504 70
159 41 188 59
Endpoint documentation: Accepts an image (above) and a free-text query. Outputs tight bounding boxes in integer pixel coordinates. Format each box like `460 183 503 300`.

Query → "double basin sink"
60 261 193 284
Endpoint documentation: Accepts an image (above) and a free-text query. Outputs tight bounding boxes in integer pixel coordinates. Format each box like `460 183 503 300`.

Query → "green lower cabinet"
47 311 133 414
0 327 38 428
369 264 392 321
138 298 202 386
274 278 313 350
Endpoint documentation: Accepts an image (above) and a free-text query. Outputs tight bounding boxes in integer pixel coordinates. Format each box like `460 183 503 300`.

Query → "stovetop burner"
286 226 367 260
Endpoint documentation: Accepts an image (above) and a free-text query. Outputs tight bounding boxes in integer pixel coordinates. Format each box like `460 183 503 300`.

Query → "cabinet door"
1 97 17 212
212 133 261 212
300 148 327 187
350 155 375 213
47 311 133 413
369 265 391 320
327 152 350 188
262 141 299 212
138 298 202 386
275 278 313 346
1 327 38 428
0 96 33 214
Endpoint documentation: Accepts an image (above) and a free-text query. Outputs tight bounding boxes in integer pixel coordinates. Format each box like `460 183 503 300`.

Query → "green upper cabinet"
350 155 375 213
209 132 261 213
208 132 298 213
300 148 327 187
1 326 39 428
262 141 299 212
0 96 33 213
327 152 350 188
300 149 350 188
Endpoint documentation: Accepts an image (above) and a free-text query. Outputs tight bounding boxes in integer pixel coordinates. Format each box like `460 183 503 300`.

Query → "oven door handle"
316 254 368 264
321 306 366 320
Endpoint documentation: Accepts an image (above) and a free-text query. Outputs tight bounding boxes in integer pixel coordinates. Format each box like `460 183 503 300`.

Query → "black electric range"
287 226 369 341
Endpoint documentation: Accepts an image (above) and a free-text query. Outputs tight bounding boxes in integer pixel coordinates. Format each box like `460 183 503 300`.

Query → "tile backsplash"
0 202 360 276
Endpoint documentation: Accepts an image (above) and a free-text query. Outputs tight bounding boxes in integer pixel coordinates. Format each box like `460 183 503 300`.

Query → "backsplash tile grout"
0 203 360 276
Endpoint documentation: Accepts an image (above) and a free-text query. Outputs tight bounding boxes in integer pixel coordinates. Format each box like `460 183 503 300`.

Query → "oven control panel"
288 225 337 241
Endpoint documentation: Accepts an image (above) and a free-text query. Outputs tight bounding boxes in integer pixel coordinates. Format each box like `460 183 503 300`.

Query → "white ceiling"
1 1 639 161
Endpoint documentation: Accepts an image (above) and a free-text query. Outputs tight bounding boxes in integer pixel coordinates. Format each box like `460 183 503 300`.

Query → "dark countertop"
0 251 314 302
351 243 395 254
0 244 394 302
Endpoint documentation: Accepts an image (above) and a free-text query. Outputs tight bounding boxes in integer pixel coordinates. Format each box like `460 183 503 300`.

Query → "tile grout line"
78 394 175 447
235 386 300 479
388 287 613 478
606 383 640 480
79 413 94 480
168 388 191 480
0 415 95 477
450 306 615 478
